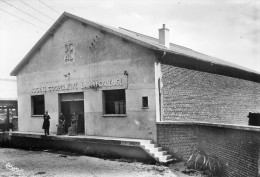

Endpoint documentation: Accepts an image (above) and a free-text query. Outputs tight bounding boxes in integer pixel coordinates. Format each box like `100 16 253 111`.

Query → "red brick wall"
156 124 198 159
157 123 260 177
161 64 260 124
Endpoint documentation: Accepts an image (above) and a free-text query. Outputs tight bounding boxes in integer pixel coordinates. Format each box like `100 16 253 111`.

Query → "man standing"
58 112 65 127
71 112 78 134
42 111 50 136
57 112 66 135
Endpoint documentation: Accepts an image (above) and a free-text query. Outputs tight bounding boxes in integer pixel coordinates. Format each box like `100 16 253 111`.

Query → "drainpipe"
156 51 167 122
160 51 166 122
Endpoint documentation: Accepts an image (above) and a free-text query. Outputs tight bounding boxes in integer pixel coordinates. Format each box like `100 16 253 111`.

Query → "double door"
60 93 84 134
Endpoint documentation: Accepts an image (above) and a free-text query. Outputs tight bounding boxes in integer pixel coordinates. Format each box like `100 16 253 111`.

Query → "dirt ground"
1 148 179 177
0 147 207 177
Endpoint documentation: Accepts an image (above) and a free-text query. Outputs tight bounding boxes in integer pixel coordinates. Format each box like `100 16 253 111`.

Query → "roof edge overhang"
158 50 260 83
10 12 260 84
10 12 69 76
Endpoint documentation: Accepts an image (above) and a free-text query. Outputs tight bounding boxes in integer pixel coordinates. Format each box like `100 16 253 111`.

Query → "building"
10 12 260 176
0 78 17 128
10 12 260 140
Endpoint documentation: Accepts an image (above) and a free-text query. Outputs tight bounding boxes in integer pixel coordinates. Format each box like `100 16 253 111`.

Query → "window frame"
31 95 45 116
102 89 126 117
142 96 149 109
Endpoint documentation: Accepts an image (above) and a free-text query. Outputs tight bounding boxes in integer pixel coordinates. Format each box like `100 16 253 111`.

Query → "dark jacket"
42 114 50 129
59 115 65 125
71 114 78 127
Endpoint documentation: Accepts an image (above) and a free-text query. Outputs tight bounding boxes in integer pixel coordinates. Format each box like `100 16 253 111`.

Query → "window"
142 96 148 108
103 89 126 115
32 95 45 115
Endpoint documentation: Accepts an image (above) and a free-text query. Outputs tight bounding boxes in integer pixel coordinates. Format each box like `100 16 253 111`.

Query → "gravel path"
0 148 177 177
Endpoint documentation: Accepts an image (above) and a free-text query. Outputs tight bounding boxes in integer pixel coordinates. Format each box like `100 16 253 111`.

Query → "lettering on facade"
64 41 74 63
31 77 125 94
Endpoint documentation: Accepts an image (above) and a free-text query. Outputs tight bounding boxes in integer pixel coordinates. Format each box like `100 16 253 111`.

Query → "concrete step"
152 151 167 157
139 141 173 163
152 151 167 156
150 147 162 153
159 154 172 160
153 153 172 161
144 143 157 149
140 141 153 146
159 158 175 163
140 140 153 145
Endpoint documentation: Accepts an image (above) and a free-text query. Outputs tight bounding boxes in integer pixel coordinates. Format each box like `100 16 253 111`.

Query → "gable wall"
17 18 157 141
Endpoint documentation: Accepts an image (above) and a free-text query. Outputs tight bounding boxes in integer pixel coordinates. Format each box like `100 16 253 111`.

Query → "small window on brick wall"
103 89 126 115
142 96 148 108
31 95 45 115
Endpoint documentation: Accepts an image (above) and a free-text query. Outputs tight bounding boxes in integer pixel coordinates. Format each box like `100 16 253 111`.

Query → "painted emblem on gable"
64 41 74 63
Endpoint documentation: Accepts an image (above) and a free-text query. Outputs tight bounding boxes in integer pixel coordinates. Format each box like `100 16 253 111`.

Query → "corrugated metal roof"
10 12 260 79
118 27 259 74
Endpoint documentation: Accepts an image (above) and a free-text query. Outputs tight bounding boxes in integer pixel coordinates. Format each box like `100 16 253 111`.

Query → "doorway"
60 93 84 134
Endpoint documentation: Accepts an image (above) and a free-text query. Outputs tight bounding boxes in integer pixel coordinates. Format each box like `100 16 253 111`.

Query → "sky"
0 0 259 81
